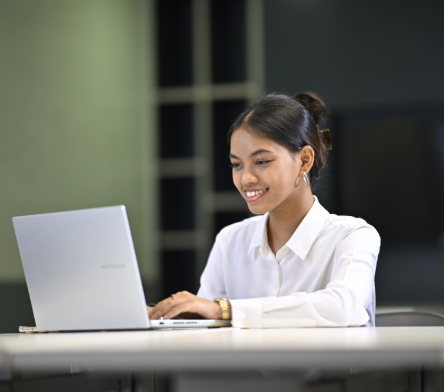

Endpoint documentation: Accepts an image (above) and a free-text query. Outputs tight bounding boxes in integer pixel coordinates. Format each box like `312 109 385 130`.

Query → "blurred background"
1 0 444 333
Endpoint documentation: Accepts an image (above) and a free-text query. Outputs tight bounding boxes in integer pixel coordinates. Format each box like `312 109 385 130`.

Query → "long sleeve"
197 232 227 300
230 226 380 328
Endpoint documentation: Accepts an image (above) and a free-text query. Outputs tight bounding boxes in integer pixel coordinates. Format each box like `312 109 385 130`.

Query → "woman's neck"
266 188 315 255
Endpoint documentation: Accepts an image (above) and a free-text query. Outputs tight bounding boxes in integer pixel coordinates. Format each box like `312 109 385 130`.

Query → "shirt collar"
286 196 330 260
247 196 330 260
248 212 269 256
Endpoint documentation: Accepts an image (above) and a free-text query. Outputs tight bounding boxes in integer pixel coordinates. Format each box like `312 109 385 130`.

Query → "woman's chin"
247 203 270 215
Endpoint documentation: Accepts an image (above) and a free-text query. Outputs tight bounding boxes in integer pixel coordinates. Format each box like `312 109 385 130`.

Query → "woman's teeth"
246 189 266 197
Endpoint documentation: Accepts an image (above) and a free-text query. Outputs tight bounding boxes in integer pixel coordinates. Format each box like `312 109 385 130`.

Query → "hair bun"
293 92 328 124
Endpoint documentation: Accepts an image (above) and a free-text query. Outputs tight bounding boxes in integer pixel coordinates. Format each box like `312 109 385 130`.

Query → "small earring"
303 172 308 183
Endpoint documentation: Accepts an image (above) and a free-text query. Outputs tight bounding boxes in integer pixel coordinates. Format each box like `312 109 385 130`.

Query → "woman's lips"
245 189 268 202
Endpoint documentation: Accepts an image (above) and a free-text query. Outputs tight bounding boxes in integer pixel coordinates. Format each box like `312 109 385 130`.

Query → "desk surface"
1 327 444 372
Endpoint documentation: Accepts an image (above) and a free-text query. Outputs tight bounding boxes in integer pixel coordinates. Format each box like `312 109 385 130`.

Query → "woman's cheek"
232 171 241 189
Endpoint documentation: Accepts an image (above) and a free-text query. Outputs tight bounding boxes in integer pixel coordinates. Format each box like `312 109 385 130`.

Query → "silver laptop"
13 206 230 332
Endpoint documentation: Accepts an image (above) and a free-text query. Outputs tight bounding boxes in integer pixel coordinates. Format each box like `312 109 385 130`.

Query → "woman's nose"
241 168 259 186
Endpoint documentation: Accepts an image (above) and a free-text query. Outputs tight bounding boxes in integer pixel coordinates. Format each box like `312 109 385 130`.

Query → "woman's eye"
257 160 271 165
230 163 242 169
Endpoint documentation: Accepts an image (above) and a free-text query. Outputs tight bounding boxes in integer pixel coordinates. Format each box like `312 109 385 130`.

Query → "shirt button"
244 317 250 325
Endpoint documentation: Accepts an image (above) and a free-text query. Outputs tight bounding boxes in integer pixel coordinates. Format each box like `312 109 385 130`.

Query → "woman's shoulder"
326 213 381 241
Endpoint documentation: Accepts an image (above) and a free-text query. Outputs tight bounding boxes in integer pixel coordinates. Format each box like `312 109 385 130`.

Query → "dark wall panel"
211 0 246 83
161 251 197 298
213 100 247 191
157 0 193 86
161 178 196 230
336 109 444 244
159 104 194 158
376 246 444 303
0 284 34 333
264 0 444 108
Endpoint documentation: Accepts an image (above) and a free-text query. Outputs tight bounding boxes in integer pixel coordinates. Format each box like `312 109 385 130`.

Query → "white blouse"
197 197 380 328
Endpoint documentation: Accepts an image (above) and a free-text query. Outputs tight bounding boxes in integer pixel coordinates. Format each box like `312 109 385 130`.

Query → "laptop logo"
101 264 125 269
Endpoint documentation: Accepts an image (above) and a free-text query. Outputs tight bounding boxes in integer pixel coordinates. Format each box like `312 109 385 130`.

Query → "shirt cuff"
230 298 262 328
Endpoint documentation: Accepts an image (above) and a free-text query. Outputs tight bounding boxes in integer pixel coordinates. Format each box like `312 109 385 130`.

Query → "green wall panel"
0 1 157 286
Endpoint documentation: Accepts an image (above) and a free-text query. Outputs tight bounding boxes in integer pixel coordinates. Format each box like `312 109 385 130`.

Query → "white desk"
1 327 444 392
0 327 444 372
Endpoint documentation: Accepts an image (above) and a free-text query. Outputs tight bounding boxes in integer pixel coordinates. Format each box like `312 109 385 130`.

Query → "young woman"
149 92 380 327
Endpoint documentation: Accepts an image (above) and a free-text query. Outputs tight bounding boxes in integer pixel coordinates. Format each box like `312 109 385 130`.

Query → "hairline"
230 125 301 161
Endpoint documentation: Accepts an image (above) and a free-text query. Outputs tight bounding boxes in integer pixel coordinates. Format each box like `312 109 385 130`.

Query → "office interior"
1 0 444 337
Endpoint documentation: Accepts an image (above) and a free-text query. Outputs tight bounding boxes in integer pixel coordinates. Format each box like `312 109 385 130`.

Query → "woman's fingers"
150 299 174 319
150 292 191 319
151 298 175 319
162 303 193 320
148 292 221 320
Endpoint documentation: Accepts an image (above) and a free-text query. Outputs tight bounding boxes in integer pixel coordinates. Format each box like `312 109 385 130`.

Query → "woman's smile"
245 188 269 202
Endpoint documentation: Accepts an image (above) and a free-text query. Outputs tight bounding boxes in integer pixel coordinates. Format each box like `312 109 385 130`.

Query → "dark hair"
228 92 329 190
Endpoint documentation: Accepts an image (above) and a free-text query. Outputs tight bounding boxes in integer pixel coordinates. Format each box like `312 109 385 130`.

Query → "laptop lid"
13 206 150 331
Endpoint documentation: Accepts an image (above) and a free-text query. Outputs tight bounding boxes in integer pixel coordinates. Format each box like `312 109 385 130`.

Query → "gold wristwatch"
215 298 230 320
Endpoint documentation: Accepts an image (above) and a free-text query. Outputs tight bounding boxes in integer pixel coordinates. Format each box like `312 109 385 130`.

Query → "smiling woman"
149 92 381 328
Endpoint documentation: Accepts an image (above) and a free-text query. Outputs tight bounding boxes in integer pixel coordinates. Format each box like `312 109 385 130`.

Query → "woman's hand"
148 291 222 320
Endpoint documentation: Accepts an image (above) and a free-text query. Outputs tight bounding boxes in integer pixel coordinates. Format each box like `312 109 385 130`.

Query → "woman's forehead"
230 128 282 154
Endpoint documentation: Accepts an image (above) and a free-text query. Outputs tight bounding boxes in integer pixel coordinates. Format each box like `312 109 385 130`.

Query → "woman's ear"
298 146 315 177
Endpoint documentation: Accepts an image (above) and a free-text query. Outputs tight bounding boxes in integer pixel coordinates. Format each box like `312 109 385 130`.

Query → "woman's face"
230 128 303 215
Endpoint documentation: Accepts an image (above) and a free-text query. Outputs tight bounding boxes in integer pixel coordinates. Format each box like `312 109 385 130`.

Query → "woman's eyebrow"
229 149 272 160
250 149 272 157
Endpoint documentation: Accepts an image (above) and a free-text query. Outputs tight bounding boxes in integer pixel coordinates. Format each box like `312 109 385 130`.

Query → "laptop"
13 206 230 332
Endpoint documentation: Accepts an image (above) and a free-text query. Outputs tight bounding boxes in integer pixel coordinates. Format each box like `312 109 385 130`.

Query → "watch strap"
215 298 230 320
